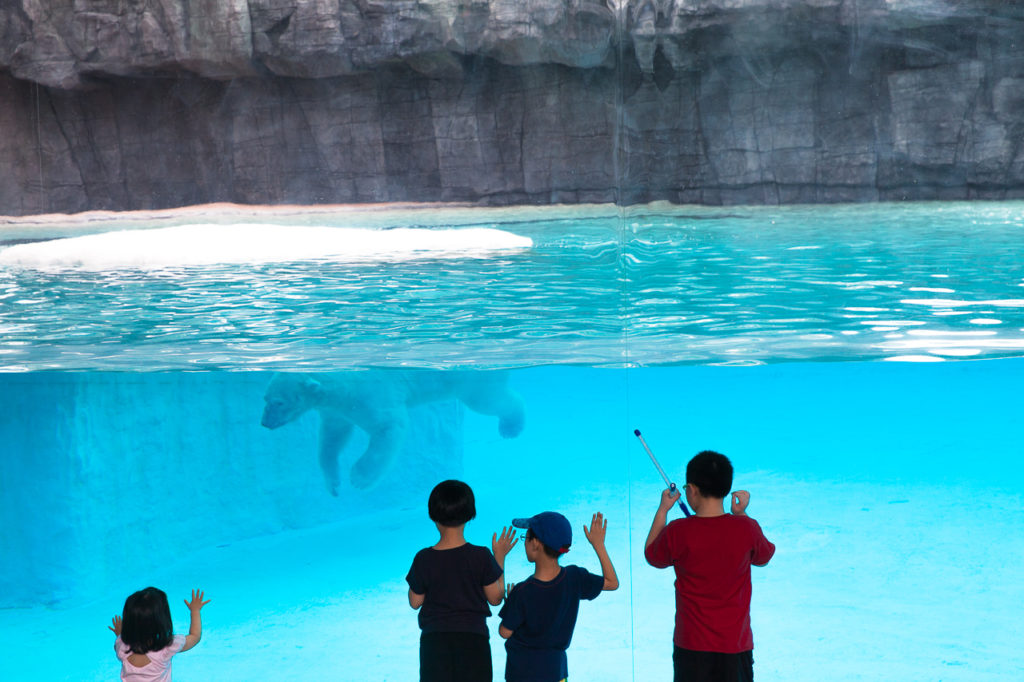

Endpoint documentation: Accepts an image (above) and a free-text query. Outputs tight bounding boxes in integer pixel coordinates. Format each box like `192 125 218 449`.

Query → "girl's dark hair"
526 528 563 559
428 479 476 527
120 587 174 655
686 450 733 499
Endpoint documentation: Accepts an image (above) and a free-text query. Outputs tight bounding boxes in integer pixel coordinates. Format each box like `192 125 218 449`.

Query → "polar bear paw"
350 455 381 489
499 411 525 439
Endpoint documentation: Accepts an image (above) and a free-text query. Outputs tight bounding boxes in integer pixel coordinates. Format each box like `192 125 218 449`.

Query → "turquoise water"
2 202 1023 369
1 202 1023 680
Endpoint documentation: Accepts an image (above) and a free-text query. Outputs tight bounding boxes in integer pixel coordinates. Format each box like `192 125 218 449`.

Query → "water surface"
2 201 1023 370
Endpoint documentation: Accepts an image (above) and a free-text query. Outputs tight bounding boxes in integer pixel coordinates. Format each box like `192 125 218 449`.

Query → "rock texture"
2 0 1024 214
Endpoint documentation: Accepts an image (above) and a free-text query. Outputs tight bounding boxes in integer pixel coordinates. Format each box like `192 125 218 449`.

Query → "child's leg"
672 647 753 682
673 646 714 682
719 650 753 682
450 633 491 682
420 632 492 682
420 632 452 682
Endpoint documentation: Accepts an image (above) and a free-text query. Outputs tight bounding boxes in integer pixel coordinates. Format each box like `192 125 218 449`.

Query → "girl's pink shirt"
114 635 186 682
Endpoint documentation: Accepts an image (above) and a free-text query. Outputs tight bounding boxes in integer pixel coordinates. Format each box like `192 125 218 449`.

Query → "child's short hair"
428 479 476 527
686 450 733 499
120 587 174 655
525 528 564 560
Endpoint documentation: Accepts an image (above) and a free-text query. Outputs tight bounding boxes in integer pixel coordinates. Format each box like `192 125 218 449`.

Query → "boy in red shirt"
644 450 775 682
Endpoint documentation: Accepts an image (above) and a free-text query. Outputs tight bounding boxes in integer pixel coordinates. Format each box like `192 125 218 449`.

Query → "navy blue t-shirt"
406 543 503 636
499 564 604 681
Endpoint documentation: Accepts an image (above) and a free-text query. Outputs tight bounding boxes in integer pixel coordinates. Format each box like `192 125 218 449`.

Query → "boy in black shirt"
407 480 517 682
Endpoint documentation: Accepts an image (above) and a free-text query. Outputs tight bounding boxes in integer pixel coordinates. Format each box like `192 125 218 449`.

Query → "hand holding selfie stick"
634 429 691 517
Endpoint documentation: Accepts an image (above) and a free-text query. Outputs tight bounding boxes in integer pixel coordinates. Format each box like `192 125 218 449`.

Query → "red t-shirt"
645 514 775 653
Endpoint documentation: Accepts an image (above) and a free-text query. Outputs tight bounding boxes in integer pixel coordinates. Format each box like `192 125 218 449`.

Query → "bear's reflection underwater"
260 371 526 494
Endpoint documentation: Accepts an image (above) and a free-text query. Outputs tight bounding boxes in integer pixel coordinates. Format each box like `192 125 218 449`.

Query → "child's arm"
645 487 681 551
408 556 426 609
484 526 519 605
583 512 618 591
180 589 210 652
109 615 122 636
499 577 520 638
732 490 776 566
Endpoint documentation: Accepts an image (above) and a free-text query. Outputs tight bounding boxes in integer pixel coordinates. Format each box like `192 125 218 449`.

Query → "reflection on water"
1 202 1023 370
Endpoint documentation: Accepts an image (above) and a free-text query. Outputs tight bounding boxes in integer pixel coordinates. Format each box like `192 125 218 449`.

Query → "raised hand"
660 487 681 512
109 615 122 636
492 526 519 563
184 588 211 612
583 512 608 548
731 490 750 515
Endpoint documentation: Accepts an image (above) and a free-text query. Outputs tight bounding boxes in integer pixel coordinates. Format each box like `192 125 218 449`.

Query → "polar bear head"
261 373 325 429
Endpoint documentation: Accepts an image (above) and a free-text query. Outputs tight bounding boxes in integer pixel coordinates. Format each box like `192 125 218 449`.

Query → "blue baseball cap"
512 511 572 554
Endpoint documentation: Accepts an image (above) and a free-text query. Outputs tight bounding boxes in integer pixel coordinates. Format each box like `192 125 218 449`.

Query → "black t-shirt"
406 543 503 636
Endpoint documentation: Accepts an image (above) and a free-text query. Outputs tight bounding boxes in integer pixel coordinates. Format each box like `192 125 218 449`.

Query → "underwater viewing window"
3 2 1024 679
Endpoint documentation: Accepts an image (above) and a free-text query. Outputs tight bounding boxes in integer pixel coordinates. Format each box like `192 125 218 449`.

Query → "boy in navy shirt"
499 511 618 682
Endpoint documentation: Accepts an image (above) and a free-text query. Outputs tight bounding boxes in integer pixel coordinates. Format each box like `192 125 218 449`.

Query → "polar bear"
261 370 525 494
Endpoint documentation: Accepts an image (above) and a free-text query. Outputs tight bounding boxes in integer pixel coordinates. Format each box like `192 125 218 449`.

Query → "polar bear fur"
261 371 525 494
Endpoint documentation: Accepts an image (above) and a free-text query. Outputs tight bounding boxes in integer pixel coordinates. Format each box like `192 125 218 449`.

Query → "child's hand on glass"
492 526 519 561
583 512 608 547
184 589 211 612
109 615 122 636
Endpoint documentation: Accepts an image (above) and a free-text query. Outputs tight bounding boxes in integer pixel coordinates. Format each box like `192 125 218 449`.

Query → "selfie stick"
634 429 691 516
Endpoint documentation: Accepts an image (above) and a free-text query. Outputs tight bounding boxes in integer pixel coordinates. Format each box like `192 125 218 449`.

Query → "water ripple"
1 203 1024 369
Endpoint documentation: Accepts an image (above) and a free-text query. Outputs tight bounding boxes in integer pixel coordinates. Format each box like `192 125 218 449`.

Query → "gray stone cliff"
2 0 1023 215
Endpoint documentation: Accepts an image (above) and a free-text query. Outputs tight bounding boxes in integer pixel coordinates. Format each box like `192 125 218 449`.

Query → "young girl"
109 587 210 681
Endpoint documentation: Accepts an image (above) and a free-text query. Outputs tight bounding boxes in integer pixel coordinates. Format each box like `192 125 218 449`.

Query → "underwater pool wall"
0 372 463 607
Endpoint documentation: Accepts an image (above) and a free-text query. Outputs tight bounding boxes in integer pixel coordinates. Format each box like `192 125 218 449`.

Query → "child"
109 586 210 682
407 479 518 682
499 510 618 682
645 450 775 682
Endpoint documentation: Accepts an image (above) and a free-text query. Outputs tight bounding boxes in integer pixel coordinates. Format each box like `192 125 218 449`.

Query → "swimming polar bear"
261 371 525 494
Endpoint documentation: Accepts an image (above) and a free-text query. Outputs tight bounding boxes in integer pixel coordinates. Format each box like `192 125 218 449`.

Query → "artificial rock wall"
2 0 1024 215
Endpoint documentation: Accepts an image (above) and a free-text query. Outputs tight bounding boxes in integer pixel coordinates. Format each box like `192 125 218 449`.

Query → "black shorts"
673 646 754 682
420 631 493 682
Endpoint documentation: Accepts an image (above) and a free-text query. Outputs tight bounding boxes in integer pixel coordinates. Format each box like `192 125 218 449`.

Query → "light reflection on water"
0 201 1023 370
